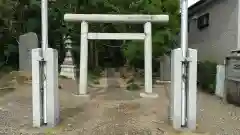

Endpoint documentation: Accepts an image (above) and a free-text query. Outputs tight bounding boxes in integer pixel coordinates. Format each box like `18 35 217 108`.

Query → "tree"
103 0 180 69
0 0 180 70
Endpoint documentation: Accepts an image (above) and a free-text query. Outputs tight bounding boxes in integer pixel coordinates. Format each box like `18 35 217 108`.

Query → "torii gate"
64 14 169 98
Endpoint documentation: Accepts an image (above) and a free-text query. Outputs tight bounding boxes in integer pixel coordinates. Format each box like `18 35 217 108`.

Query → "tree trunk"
89 41 94 69
94 41 99 67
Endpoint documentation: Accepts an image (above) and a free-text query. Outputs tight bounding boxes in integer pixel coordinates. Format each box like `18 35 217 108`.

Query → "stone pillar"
170 48 197 131
45 48 60 127
140 22 158 98
79 21 88 95
32 48 60 127
32 48 42 127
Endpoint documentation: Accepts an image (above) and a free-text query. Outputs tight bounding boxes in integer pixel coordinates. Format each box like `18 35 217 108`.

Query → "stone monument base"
60 65 76 80
140 92 159 98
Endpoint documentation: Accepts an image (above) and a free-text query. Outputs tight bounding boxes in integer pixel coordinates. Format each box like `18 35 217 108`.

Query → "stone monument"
19 32 38 72
60 36 76 79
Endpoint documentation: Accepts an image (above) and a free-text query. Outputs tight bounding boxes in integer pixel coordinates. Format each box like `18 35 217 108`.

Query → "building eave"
188 0 219 17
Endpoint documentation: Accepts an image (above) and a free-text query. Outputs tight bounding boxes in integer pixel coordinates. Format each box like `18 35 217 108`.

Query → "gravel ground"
0 73 240 134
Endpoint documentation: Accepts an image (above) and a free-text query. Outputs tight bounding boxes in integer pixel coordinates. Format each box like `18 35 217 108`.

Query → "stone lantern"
60 35 76 80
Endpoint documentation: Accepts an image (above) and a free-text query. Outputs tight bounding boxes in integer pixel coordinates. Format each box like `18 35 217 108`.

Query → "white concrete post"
45 48 60 127
79 21 89 95
32 48 60 127
170 48 183 129
32 48 42 127
144 22 152 94
187 48 197 130
170 48 197 131
215 65 225 98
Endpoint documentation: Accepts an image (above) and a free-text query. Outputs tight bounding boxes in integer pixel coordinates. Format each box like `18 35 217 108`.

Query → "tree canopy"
0 0 180 69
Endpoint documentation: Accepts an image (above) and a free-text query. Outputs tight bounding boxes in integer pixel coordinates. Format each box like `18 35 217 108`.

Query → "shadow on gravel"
60 106 85 124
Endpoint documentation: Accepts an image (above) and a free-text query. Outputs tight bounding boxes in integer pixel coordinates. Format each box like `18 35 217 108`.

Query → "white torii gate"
64 14 169 97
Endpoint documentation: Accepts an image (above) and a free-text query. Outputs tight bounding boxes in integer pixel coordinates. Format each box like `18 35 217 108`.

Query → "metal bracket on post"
38 57 45 124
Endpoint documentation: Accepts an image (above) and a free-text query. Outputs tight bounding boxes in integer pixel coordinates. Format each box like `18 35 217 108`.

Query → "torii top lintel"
64 14 169 23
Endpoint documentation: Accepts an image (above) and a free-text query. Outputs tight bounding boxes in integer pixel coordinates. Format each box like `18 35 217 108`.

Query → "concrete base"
140 92 158 98
60 65 76 80
72 93 90 98
155 80 171 84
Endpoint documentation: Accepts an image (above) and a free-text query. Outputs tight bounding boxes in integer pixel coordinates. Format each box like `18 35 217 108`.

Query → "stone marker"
19 32 38 72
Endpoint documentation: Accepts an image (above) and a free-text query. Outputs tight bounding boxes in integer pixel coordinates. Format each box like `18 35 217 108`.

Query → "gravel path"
0 73 240 134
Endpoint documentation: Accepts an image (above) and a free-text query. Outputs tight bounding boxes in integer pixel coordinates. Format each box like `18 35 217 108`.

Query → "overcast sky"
188 0 199 7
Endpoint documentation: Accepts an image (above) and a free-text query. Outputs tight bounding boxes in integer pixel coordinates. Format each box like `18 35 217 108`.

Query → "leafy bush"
126 83 140 91
197 61 217 94
126 78 134 84
89 67 102 78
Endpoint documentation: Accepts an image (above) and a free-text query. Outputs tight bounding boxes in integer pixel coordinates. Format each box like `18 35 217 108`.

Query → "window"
197 13 209 30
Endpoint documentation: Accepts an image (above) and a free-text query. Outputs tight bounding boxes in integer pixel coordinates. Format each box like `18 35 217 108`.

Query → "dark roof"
189 0 207 10
188 0 218 16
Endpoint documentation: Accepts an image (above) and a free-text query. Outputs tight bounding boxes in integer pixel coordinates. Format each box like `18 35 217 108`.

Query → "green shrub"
126 83 141 91
88 67 103 81
91 67 102 77
126 78 134 84
197 61 217 94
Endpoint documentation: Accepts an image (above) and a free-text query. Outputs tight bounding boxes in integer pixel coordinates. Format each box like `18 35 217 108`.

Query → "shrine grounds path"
0 71 240 134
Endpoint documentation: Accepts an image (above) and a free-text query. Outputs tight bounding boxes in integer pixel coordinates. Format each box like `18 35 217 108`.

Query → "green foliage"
126 78 135 84
121 0 180 68
126 83 141 91
0 0 180 70
126 77 140 91
90 67 103 77
197 61 217 94
88 68 103 84
122 41 144 67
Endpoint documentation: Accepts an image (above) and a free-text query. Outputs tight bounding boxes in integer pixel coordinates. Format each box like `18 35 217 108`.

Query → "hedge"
197 61 217 94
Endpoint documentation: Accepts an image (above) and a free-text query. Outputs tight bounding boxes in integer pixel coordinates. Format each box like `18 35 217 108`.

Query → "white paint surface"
188 0 199 7
45 48 60 127
64 14 169 23
79 21 88 95
88 33 145 40
170 48 197 131
144 22 153 94
32 48 42 127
